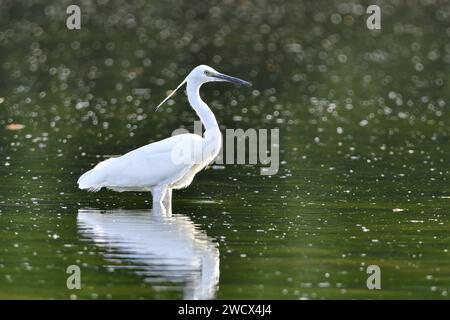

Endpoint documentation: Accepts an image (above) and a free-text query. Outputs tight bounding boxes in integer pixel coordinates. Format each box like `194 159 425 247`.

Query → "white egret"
77 65 251 209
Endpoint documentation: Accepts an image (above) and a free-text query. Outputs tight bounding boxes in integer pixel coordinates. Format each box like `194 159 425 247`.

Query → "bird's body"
78 131 220 193
78 65 250 210
78 133 207 192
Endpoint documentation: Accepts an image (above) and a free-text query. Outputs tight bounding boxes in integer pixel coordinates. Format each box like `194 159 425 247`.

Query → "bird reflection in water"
77 207 219 299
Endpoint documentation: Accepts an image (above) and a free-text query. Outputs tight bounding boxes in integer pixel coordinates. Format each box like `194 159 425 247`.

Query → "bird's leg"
152 186 167 206
152 203 166 216
163 188 172 212
152 186 172 216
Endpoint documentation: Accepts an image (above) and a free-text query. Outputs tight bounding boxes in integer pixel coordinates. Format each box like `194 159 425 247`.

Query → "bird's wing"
78 134 205 190
126 133 199 155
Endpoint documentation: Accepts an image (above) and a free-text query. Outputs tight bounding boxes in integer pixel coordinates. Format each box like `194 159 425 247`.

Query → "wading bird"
77 65 251 210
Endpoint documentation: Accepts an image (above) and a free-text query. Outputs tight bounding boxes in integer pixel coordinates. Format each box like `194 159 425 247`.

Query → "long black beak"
212 72 252 86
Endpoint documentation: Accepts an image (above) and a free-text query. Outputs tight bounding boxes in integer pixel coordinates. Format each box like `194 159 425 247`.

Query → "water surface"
0 0 449 299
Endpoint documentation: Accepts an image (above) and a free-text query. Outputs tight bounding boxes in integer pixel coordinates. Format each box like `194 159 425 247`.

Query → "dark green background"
0 0 449 299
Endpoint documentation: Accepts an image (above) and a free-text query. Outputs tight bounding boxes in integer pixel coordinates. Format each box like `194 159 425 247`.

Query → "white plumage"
78 133 204 192
77 65 251 209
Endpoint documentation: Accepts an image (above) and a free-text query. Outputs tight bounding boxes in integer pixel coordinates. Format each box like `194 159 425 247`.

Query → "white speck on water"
359 119 368 126
75 101 89 109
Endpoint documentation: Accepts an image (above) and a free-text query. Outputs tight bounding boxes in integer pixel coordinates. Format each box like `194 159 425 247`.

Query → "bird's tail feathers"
77 169 104 192
78 156 119 192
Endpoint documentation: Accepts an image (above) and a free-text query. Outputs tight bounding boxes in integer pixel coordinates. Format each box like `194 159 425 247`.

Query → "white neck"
186 80 219 133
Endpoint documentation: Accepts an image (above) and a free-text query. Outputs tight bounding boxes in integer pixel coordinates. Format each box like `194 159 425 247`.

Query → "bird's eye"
204 70 213 76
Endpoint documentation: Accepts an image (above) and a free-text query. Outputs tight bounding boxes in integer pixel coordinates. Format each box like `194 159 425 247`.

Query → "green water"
0 0 449 299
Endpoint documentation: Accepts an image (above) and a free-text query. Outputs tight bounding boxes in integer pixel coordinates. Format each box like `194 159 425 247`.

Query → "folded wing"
77 133 204 191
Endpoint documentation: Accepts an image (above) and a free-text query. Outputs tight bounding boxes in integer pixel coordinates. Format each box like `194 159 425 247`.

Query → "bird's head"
155 65 251 111
187 65 252 87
